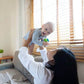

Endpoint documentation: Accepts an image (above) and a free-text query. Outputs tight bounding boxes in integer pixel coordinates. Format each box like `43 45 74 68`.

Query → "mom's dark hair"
53 48 79 84
46 48 79 84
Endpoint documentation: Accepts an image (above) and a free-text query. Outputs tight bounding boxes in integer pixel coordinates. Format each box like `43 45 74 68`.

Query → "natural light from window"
33 0 83 42
73 0 83 39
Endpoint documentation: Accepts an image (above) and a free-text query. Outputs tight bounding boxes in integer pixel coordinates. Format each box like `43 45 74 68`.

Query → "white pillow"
6 69 27 82
0 71 10 84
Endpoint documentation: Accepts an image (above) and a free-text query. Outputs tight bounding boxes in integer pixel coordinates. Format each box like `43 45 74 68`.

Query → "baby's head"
41 22 54 36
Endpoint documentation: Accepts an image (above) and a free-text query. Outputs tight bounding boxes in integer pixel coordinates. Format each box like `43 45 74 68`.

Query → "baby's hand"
43 42 49 47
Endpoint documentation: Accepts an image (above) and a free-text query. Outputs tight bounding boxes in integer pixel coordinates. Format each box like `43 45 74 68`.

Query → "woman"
46 48 79 84
19 30 79 84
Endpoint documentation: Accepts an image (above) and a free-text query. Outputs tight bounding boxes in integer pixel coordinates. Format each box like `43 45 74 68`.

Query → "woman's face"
47 49 57 61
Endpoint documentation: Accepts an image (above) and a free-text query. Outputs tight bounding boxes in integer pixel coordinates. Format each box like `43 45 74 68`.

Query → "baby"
23 22 54 54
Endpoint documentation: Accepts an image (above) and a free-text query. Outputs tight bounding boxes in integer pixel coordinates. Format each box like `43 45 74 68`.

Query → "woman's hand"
39 46 44 50
23 29 35 47
43 42 49 47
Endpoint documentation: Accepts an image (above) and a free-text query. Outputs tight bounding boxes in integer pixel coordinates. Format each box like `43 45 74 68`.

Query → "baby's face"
41 24 53 36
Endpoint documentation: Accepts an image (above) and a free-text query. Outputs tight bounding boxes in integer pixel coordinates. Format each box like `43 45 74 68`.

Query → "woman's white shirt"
18 47 53 84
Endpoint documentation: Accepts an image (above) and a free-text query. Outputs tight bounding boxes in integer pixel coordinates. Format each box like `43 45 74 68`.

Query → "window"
33 0 41 28
33 0 84 61
73 0 82 40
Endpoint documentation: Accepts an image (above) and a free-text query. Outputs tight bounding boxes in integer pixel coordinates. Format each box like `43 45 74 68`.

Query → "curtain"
33 0 84 60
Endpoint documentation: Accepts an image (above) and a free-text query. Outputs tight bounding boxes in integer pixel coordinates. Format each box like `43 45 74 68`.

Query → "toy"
44 38 49 42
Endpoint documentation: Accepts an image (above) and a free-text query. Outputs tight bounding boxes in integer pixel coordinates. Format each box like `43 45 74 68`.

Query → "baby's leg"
28 43 34 55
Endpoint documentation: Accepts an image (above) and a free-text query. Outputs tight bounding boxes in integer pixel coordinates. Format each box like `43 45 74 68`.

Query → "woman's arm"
37 46 48 63
18 47 44 78
19 30 46 78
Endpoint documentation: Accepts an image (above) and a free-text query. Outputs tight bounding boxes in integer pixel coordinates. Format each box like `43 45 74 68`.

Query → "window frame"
31 0 84 62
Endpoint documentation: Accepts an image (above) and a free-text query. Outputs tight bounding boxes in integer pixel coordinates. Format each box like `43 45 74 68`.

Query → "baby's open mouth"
42 32 45 36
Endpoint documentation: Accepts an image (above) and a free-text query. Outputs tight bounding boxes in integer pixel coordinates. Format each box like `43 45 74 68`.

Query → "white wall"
0 0 31 56
77 62 84 83
0 0 16 56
